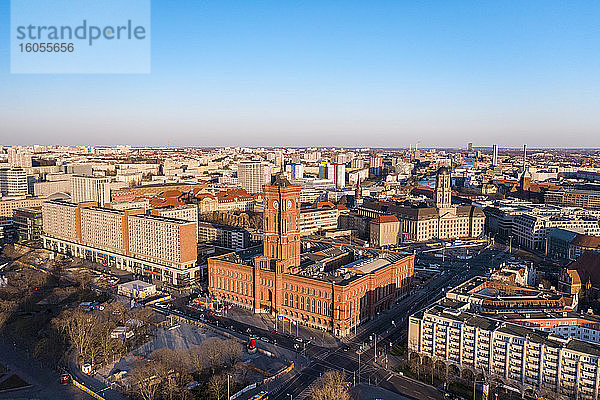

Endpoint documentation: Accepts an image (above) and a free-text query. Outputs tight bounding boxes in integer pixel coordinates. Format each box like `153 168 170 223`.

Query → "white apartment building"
238 160 269 194
7 148 32 168
0 168 28 197
409 305 600 399
70 175 126 206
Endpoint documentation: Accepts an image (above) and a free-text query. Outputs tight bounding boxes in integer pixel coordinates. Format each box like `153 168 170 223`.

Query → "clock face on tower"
272 200 279 209
287 200 292 209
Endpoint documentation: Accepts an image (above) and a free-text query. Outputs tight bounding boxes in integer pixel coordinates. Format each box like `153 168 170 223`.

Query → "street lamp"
227 374 231 400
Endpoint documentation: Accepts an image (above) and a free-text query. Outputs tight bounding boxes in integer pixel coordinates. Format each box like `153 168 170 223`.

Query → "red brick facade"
208 177 414 336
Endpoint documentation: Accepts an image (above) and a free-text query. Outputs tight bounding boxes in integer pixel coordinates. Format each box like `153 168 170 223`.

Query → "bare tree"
130 362 165 400
150 348 192 400
0 299 17 330
221 339 242 367
189 344 207 374
98 320 119 365
310 370 350 400
55 309 101 364
203 337 227 374
207 373 227 400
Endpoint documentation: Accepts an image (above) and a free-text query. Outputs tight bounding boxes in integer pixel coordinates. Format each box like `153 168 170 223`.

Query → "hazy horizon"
2 1 599 147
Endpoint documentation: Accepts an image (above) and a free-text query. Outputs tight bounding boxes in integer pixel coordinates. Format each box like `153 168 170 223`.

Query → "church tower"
355 179 363 206
434 167 452 209
257 174 301 273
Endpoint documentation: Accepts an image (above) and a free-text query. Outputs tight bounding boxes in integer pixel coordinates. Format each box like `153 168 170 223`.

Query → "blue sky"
1 1 599 147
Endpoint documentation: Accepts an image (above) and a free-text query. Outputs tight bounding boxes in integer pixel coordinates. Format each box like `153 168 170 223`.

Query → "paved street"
0 338 83 400
166 247 512 399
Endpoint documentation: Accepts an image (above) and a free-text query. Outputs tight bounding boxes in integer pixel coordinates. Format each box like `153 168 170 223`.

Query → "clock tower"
256 174 301 273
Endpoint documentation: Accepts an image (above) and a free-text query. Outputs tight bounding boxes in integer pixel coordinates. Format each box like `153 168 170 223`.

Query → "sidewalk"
0 338 81 400
223 307 341 348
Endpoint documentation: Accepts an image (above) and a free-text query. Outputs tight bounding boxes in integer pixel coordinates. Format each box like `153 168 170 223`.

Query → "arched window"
284 292 288 306
317 300 321 315
300 296 304 310
311 298 315 313
295 294 299 309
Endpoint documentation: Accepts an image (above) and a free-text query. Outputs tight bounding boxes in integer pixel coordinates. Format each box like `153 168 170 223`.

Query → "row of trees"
0 262 104 366
408 351 573 400
56 302 153 368
200 211 262 230
130 338 244 400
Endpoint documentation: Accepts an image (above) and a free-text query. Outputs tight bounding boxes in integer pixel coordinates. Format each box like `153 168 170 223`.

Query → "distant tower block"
467 142 473 152
523 144 527 168
492 144 498 166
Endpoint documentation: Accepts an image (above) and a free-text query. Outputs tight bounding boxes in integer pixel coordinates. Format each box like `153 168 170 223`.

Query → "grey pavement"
350 383 416 400
0 338 84 400
224 307 341 348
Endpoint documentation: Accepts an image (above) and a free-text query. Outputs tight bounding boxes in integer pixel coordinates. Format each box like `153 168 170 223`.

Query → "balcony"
562 366 576 374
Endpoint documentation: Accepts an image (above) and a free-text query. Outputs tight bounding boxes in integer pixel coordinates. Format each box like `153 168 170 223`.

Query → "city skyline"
2 1 600 147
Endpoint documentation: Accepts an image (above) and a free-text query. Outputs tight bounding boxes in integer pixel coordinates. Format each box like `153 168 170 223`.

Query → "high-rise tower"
256 174 301 274
492 144 498 167
434 167 452 209
238 160 268 194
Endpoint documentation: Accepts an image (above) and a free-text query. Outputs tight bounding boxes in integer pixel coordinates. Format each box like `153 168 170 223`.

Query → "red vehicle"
60 373 70 385
247 336 257 353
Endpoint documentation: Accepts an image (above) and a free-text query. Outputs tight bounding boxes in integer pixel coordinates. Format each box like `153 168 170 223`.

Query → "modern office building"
13 206 43 243
34 179 71 197
409 304 600 400
318 162 346 189
512 214 600 251
546 189 600 210
370 215 401 247
298 203 347 235
150 204 198 224
0 168 28 197
42 200 199 287
198 221 251 250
